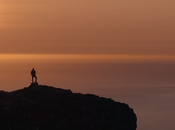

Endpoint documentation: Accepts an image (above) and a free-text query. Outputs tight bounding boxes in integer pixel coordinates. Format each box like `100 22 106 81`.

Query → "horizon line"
0 54 175 62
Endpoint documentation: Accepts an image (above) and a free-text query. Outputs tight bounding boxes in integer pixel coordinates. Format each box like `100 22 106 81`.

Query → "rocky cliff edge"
0 83 137 130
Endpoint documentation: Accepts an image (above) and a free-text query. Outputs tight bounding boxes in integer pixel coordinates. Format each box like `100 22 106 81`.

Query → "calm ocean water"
0 57 175 130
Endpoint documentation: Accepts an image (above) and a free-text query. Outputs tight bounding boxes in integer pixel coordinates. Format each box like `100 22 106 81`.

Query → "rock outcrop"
0 83 137 130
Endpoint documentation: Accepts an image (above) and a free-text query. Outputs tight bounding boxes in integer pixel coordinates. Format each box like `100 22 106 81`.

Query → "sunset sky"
1 1 175 130
0 0 175 55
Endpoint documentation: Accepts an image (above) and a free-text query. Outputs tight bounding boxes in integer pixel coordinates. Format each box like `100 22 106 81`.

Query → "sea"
0 54 175 130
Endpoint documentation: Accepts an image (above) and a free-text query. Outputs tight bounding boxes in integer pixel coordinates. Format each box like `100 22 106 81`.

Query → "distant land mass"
0 83 137 130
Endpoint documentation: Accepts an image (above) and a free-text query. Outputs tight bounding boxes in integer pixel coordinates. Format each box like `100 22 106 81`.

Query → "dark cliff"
0 83 137 130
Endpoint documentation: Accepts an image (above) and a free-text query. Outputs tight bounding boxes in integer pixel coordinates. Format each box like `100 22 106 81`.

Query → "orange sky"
0 0 175 55
1 2 175 129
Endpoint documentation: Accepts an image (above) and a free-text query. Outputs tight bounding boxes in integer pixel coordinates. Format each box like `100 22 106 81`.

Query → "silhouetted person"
31 68 37 83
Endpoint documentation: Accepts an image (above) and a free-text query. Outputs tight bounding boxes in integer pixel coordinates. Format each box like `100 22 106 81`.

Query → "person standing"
31 68 37 83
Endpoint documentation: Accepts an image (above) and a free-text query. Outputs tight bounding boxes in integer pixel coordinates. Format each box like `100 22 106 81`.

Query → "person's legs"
32 76 34 83
34 75 37 82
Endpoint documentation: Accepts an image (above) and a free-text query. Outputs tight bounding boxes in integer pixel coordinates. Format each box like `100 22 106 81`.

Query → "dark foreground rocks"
0 83 137 130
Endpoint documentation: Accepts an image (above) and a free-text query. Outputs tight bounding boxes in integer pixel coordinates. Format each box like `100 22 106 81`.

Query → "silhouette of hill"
0 83 137 130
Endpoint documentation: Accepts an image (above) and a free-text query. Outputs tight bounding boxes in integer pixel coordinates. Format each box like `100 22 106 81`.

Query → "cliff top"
0 83 137 130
